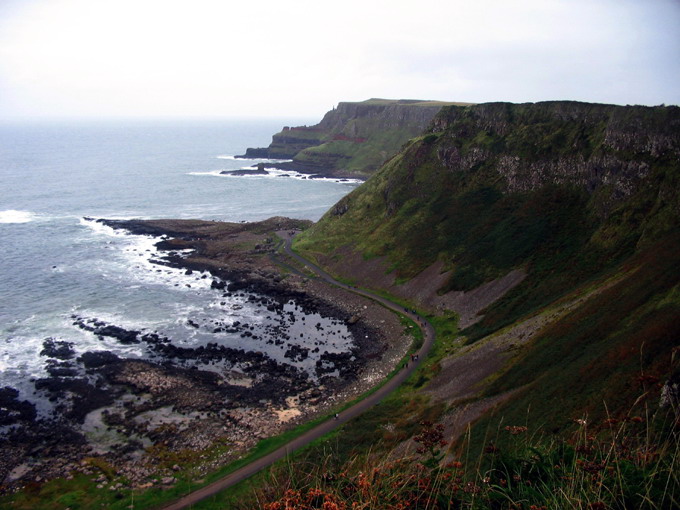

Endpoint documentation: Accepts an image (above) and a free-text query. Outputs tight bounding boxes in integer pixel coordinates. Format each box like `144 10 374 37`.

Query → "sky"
0 0 678 120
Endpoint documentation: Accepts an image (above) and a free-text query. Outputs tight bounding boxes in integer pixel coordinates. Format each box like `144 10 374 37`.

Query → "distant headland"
234 98 472 179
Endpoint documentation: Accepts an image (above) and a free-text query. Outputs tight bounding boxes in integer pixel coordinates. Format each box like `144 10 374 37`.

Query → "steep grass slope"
296 101 680 334
233 101 680 510
295 100 679 439
477 233 680 429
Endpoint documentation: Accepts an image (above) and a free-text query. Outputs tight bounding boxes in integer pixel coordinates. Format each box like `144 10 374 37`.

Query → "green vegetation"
255 413 679 509
182 267 679 509
256 98 467 176
298 102 680 335
294 127 427 177
282 100 680 509
467 235 680 440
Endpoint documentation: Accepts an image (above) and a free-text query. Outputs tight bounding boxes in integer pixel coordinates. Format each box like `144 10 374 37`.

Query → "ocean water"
0 119 360 407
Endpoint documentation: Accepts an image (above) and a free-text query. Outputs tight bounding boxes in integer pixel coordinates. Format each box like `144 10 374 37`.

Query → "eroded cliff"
296 100 680 329
239 98 468 177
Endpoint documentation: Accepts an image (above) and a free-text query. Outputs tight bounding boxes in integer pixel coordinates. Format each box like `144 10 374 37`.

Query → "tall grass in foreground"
254 410 678 509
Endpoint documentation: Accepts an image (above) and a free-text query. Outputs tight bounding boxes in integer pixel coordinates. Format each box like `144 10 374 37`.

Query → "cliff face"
296 100 679 323
239 99 467 177
430 101 678 205
316 99 447 134
294 99 680 436
252 127 325 159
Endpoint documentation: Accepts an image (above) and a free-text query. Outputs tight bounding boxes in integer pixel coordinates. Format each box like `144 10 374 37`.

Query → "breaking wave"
0 210 36 224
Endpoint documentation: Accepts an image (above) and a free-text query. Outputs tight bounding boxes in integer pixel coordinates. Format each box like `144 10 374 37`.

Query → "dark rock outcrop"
0 387 37 426
40 338 76 360
220 163 270 176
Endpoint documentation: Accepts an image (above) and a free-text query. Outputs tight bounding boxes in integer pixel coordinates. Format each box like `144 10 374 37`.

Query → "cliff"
239 98 469 177
245 100 680 510
295 99 680 428
297 100 679 294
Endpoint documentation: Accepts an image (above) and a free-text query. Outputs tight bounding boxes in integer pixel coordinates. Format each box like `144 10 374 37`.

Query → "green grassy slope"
273 100 680 509
296 101 680 337
477 233 680 431
232 101 680 509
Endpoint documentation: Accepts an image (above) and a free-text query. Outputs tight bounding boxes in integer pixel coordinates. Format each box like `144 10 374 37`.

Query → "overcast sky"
0 0 678 120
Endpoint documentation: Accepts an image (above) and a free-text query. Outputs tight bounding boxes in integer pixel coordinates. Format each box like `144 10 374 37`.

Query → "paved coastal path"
161 232 435 509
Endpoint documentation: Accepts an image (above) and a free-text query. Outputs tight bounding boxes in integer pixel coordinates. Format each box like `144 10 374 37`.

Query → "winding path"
161 232 435 509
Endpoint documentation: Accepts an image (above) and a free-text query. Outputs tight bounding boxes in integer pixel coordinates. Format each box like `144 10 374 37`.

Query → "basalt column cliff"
238 98 471 178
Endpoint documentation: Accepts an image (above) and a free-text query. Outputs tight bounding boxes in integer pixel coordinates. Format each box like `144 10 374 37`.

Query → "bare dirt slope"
315 245 526 328
425 273 626 442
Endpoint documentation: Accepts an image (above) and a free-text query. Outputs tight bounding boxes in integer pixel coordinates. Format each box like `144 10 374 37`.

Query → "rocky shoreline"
0 217 410 494
222 161 362 181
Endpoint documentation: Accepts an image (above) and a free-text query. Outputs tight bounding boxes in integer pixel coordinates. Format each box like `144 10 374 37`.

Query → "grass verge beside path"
167 314 429 509
183 238 466 509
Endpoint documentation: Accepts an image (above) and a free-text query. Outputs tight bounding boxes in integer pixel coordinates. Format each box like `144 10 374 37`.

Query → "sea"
0 118 361 412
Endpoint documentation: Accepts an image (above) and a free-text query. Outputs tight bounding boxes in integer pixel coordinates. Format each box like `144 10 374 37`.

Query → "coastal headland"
234 98 470 179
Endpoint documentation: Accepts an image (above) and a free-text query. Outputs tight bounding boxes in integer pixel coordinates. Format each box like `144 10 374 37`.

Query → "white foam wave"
266 168 364 184
79 216 150 238
189 164 362 184
216 155 292 163
0 209 36 224
206 167 363 184
186 170 224 176
79 217 119 236
62 309 147 357
79 217 217 296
